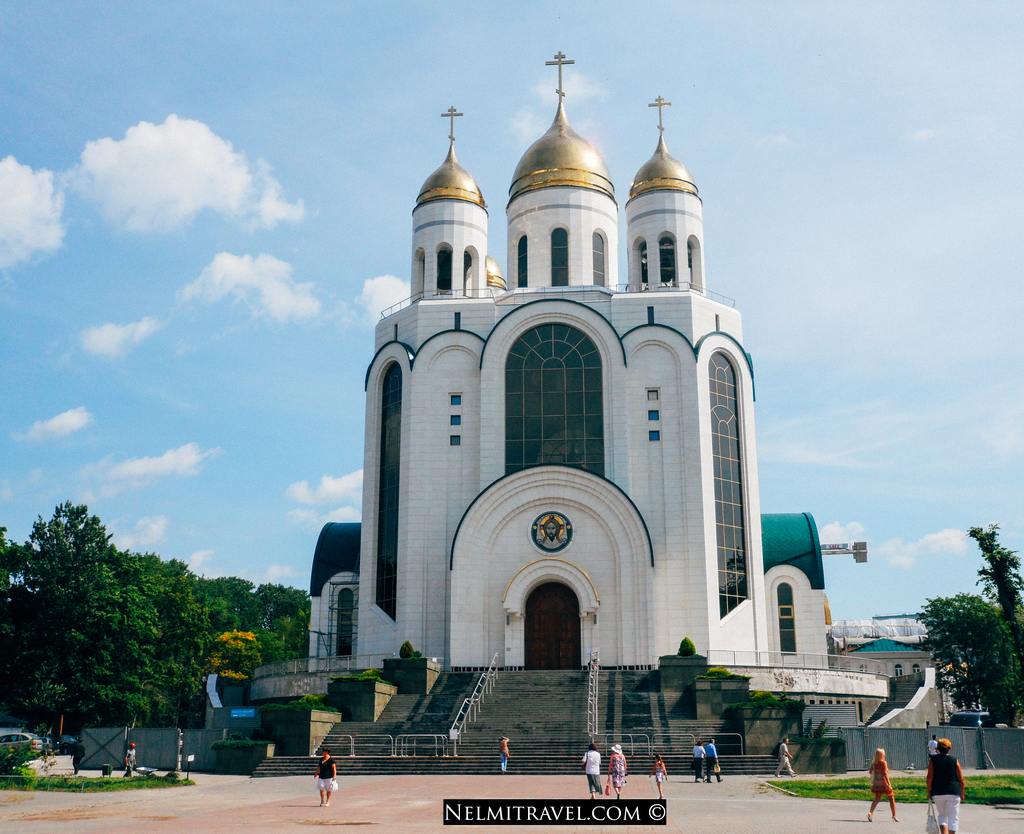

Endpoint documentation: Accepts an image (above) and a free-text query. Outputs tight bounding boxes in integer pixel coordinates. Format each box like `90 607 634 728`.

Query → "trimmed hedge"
260 695 331 713
330 668 393 686
697 666 751 681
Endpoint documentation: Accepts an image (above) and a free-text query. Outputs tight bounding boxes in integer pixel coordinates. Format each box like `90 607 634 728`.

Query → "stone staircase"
253 668 776 776
867 673 925 725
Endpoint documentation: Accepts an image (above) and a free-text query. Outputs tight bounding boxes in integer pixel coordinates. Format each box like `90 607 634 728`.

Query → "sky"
1 2 1022 618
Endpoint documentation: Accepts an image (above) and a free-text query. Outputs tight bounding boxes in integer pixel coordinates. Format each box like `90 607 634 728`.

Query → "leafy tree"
970 525 1024 689
208 630 262 680
920 593 1021 723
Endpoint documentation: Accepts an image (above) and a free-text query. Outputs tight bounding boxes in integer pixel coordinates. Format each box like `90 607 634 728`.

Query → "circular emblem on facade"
531 511 573 553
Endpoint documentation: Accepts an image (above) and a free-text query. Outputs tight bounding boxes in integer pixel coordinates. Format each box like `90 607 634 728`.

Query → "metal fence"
80 727 226 772
706 649 886 675
840 727 1024 771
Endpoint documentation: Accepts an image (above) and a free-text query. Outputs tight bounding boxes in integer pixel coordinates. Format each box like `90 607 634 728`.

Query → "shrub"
0 745 38 776
330 668 393 686
260 695 331 713
399 641 414 659
724 690 804 715
677 637 697 657
211 738 272 750
697 666 750 680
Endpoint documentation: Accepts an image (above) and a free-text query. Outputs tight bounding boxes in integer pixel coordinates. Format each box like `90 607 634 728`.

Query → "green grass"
0 775 195 792
767 775 1024 806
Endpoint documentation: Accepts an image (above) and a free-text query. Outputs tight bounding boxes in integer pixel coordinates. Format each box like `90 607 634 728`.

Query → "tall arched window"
687 236 702 289
659 235 677 286
592 232 606 286
413 248 425 296
517 236 528 288
463 250 472 293
687 239 694 284
505 323 604 476
777 583 796 653
894 663 904 677
912 663 921 675
375 363 402 619
336 587 355 656
709 352 748 616
551 228 569 286
639 240 649 288
436 247 452 293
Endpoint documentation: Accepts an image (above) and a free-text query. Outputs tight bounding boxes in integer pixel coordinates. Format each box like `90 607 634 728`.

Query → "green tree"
920 593 1020 722
969 525 1024 690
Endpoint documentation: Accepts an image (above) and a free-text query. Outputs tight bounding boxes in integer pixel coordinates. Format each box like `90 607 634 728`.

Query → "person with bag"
315 747 338 807
581 742 602 799
927 738 965 834
649 753 668 800
608 744 628 799
866 747 897 822
703 738 722 783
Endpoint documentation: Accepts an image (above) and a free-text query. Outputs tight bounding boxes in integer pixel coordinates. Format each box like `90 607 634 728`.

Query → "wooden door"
524 582 581 669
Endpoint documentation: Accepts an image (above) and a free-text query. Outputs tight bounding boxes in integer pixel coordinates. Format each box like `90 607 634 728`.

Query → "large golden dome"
509 101 614 204
629 135 698 201
416 142 486 209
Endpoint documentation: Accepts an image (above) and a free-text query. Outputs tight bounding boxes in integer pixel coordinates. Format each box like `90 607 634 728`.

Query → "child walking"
650 753 668 800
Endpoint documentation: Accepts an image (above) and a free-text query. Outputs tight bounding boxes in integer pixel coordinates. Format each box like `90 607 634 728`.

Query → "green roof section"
760 512 825 590
852 638 920 653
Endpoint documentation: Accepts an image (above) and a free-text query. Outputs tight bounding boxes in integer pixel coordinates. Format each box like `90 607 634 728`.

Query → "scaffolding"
322 581 358 659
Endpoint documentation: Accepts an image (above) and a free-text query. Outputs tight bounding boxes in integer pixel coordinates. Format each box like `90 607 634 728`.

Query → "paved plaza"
1 769 1021 833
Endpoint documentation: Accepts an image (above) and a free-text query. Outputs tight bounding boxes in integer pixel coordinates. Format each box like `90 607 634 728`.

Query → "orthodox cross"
648 96 671 134
545 51 575 100
441 106 463 143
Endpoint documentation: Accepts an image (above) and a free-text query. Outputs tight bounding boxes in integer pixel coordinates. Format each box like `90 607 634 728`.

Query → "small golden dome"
416 142 486 209
485 255 506 289
509 101 614 204
629 134 698 201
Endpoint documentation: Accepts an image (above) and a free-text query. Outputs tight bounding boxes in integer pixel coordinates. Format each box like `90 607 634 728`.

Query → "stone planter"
789 739 847 774
695 677 752 721
327 679 397 722
658 655 709 692
260 709 341 756
734 706 804 755
213 742 275 775
382 657 441 695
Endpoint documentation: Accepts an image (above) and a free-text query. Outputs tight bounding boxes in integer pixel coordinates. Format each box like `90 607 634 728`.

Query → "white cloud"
511 107 546 145
113 515 169 550
357 274 409 326
187 549 218 576
181 252 321 322
81 316 163 358
72 114 303 232
263 564 297 583
0 156 64 269
286 469 363 505
22 406 93 441
876 528 969 570
83 441 221 497
287 504 360 531
819 520 867 544
531 71 607 105
906 128 937 143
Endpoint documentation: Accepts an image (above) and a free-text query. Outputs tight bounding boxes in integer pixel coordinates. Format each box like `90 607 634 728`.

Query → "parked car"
0 732 44 751
948 710 996 728
58 734 80 755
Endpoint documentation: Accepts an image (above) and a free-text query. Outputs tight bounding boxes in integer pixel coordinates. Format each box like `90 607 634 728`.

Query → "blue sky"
1 2 1022 618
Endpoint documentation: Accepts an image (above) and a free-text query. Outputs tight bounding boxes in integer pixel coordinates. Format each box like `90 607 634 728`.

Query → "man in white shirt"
928 734 939 757
775 737 796 777
692 739 706 782
582 742 602 798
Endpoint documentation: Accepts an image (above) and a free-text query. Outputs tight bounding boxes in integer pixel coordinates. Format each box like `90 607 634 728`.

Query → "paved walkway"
1 773 1021 833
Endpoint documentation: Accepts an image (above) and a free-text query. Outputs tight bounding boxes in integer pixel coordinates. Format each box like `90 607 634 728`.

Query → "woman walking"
581 742 602 799
927 738 965 834
315 747 337 807
650 753 668 800
866 748 897 822
691 739 706 782
608 744 628 799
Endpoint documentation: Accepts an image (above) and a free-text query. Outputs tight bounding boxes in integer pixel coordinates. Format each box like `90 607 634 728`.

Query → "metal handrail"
615 281 736 307
631 730 745 755
604 732 651 757
322 733 355 757
253 653 446 679
449 652 499 751
397 734 450 757
350 734 396 757
586 651 600 738
704 649 887 676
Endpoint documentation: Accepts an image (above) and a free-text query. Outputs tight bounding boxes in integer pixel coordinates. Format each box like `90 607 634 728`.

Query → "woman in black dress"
926 738 965 834
315 747 338 807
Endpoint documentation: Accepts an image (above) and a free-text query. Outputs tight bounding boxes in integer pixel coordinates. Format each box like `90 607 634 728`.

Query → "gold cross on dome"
441 106 463 143
648 96 672 133
545 51 575 100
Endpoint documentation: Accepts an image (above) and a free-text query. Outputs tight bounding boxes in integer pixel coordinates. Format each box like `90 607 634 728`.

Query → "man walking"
691 739 706 782
123 742 136 777
928 734 939 758
775 737 795 777
703 737 722 782
72 739 85 775
499 736 510 774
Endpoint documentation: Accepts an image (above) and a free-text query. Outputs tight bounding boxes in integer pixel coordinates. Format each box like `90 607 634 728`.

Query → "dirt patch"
136 815 177 820
13 808 106 821
0 794 30 804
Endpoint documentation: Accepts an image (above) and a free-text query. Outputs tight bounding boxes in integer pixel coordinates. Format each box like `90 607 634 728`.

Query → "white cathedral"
309 57 831 671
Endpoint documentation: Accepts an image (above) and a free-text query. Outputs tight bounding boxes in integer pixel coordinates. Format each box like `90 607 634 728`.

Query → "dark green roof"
852 638 919 653
309 522 361 595
760 512 825 590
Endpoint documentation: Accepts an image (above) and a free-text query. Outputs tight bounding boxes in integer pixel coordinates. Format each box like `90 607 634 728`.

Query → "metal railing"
397 734 451 757
615 281 736 307
322 733 355 757
705 649 887 676
380 288 502 318
252 654 445 679
449 652 499 751
586 651 600 739
603 732 651 757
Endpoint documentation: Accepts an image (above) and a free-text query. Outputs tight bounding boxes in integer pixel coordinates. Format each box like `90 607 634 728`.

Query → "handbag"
714 762 721 774
330 778 339 792
604 781 611 796
925 800 939 834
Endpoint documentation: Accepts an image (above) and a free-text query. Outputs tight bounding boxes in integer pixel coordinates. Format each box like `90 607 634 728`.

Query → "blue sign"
229 707 256 719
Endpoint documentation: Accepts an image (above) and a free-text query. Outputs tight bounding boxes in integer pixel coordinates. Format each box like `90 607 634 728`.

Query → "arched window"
375 363 402 618
336 587 355 656
551 228 569 286
517 236 528 288
463 250 472 293
592 232 606 286
413 249 425 296
894 663 904 677
639 240 649 288
912 663 921 675
505 323 603 476
687 236 703 289
709 352 748 616
777 583 796 653
659 235 677 286
436 247 452 293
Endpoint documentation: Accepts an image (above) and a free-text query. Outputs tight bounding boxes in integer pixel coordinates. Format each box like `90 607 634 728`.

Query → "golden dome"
416 142 486 209
509 101 614 204
629 134 698 201
485 255 506 289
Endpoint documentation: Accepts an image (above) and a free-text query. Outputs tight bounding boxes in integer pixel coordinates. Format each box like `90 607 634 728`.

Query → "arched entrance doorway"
525 582 581 669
